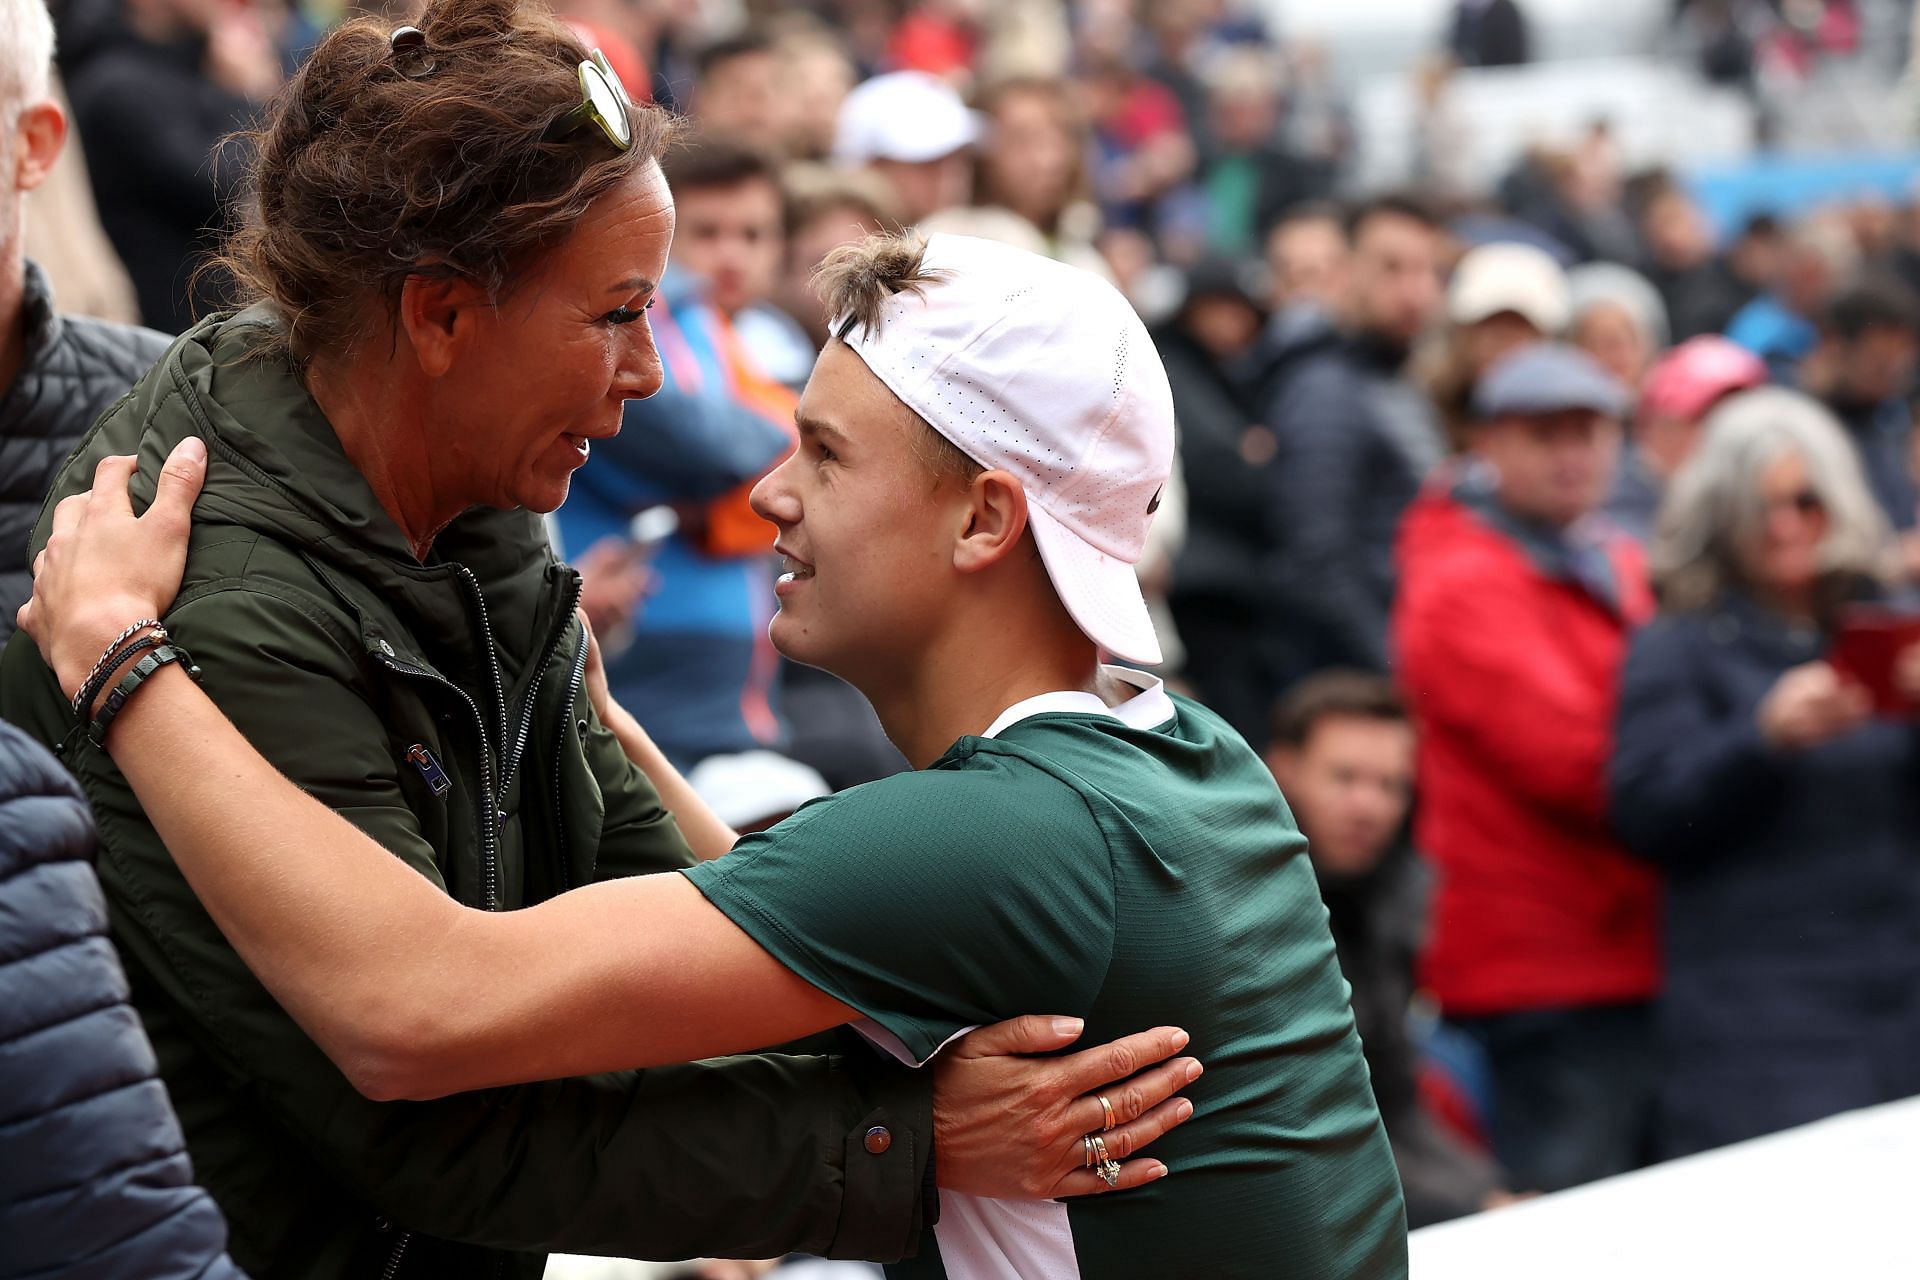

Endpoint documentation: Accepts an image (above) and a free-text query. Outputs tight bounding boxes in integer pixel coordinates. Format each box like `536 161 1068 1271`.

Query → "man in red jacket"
1393 342 1659 1193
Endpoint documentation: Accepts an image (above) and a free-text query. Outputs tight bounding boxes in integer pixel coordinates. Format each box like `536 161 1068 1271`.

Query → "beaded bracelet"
72 618 165 715
89 644 202 747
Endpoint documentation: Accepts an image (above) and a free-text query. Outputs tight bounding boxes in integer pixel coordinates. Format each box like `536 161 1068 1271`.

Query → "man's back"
687 674 1408 1277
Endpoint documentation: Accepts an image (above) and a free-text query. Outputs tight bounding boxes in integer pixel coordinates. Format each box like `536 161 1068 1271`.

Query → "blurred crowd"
14 0 1920 1246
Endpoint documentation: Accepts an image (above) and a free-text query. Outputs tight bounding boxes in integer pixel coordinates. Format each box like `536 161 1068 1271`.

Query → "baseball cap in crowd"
1639 336 1768 425
1473 342 1630 421
1449 241 1572 334
687 750 830 830
832 71 979 167
832 233 1176 665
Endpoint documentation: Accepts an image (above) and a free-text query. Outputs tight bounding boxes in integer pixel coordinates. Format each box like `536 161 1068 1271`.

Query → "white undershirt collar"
980 665 1174 740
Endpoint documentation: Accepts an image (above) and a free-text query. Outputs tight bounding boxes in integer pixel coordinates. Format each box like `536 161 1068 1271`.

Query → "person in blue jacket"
0 715 244 1279
1611 387 1920 1160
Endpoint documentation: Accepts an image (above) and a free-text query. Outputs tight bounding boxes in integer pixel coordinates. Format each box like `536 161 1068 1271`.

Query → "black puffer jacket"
0 717 245 1278
0 261 170 646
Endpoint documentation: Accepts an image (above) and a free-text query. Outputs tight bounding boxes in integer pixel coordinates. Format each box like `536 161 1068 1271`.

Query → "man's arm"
2 593 945 1261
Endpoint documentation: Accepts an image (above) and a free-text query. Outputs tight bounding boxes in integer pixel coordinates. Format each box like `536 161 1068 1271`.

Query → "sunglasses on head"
388 27 637 152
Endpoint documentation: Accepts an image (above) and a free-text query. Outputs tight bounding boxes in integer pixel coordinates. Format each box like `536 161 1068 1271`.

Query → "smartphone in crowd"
1829 606 1920 717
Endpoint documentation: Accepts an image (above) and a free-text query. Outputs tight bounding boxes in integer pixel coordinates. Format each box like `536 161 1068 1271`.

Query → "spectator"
777 162 898 350
1607 335 1768 544
60 0 283 333
773 22 856 162
1797 281 1920 529
1569 261 1670 392
973 75 1108 275
1726 217 1859 382
1 0 168 647
21 73 139 324
1611 387 1920 1159
1266 200 1349 314
1266 671 1511 1228
1636 183 1752 342
1080 52 1196 235
1449 0 1531 68
831 69 976 225
1429 239 1570 449
1394 343 1660 1193
561 135 799 771
1259 194 1447 677
690 34 781 146
1163 257 1274 742
0 717 245 1278
1192 46 1328 258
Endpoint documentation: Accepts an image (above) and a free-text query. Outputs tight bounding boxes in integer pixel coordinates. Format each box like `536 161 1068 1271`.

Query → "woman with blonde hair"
1610 386 1920 1159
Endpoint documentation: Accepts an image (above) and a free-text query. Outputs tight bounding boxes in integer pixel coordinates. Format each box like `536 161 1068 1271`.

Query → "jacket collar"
19 260 63 367
1450 460 1623 613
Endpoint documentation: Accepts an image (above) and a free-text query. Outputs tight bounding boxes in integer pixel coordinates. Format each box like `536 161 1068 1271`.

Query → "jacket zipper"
380 1229 411 1280
550 620 591 892
495 573 581 813
375 572 579 1279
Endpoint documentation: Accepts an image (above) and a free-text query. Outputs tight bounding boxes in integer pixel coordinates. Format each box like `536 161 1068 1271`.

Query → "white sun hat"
832 233 1175 665
832 70 980 167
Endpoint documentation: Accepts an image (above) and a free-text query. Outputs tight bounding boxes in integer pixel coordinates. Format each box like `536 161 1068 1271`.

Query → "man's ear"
13 101 67 194
1264 744 1298 788
397 270 487 378
952 470 1030 574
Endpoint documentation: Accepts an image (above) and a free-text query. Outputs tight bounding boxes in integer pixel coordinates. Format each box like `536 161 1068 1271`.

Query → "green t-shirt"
685 673 1407 1278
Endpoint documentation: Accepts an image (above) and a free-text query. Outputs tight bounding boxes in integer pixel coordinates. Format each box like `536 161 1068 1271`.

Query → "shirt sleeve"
684 751 1118 1064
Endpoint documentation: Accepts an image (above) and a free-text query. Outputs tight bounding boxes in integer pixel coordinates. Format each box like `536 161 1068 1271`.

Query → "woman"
1610 387 1920 1159
971 76 1110 278
0 3 1190 1275
1568 261 1669 394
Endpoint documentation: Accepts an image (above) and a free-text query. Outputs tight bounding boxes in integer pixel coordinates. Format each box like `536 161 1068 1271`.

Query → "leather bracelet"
73 634 167 721
72 618 165 715
89 644 202 747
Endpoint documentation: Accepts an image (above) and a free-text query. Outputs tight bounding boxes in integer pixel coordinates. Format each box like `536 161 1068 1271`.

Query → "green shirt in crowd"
687 669 1408 1279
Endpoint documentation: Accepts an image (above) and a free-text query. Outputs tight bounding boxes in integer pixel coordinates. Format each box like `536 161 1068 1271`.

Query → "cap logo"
1147 486 1163 515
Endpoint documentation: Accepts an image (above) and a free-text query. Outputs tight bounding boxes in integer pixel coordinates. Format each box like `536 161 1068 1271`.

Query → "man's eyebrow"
608 276 657 294
796 414 852 448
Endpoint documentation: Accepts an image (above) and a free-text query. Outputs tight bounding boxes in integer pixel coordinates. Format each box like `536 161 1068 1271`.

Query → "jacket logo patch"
405 744 452 797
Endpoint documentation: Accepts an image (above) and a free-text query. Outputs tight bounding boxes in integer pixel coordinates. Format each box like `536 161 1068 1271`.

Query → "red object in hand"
1828 606 1920 716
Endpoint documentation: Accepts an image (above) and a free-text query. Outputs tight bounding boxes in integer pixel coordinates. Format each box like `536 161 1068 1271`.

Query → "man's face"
695 50 781 140
1474 408 1622 528
670 177 785 317
1835 325 1918 406
1347 211 1441 347
1267 715 1414 880
1267 217 1348 312
871 152 971 225
750 341 965 679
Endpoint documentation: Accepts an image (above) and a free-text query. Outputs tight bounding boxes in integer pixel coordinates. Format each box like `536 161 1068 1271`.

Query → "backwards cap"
833 234 1174 665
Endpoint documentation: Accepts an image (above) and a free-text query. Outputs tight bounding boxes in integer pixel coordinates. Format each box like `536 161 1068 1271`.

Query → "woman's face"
1574 301 1652 391
982 88 1076 226
1744 451 1830 597
435 163 676 516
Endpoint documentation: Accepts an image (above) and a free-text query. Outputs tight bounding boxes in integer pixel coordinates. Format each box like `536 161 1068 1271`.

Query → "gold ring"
1083 1134 1096 1168
1097 1093 1117 1131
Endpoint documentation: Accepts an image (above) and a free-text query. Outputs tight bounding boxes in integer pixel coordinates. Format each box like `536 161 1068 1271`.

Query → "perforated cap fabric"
835 233 1175 665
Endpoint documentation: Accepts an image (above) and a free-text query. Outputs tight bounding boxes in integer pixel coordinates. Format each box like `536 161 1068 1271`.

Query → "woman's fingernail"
1052 1017 1084 1038
1153 1163 1170 1179
1185 1060 1204 1082
177 437 208 464
1170 1029 1189 1050
1177 1099 1194 1120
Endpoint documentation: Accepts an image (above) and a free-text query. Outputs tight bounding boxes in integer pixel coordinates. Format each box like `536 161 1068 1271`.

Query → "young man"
21 232 1408 1277
1266 672 1510 1227
1393 341 1659 1194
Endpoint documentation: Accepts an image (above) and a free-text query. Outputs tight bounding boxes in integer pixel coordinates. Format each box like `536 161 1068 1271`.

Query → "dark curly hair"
212 0 673 362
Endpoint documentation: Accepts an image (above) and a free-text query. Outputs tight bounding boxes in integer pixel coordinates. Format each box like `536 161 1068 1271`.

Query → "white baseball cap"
1448 240 1571 334
832 233 1175 665
832 71 980 167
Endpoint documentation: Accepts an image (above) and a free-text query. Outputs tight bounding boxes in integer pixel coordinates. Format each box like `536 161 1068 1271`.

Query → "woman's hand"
1757 660 1871 751
18 440 207 700
932 1016 1201 1198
